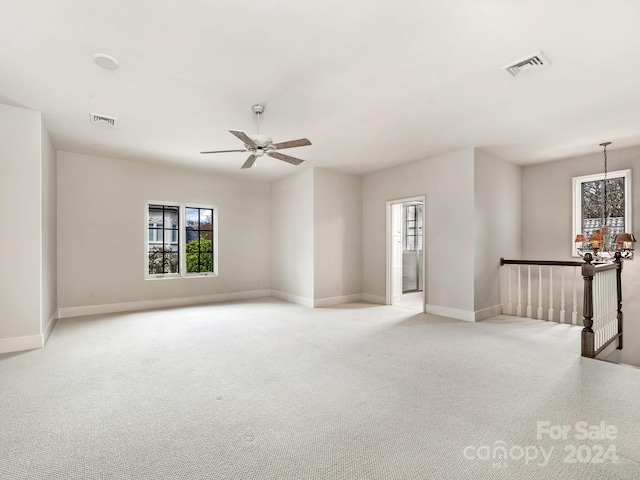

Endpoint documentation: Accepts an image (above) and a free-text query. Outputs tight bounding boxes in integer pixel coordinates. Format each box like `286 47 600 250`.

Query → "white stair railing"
500 259 583 323
500 254 624 359
580 253 623 358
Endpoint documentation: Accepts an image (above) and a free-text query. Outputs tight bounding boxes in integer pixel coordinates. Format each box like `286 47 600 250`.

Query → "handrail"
590 262 618 273
500 258 582 267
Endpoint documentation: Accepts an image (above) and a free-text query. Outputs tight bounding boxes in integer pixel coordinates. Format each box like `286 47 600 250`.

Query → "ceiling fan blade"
272 138 312 150
267 151 305 166
229 129 257 147
241 155 257 169
200 149 247 154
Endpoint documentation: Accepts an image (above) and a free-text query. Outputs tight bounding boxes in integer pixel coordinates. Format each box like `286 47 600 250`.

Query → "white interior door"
391 203 403 303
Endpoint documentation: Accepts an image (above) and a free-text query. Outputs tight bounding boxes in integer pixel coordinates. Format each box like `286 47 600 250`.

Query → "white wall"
41 122 57 338
270 168 314 305
362 149 476 318
523 145 640 367
57 151 271 313
313 168 363 304
474 150 522 316
0 104 43 350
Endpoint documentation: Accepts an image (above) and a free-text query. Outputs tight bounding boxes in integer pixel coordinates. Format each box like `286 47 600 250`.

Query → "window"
147 203 217 278
572 169 632 257
404 203 423 251
185 207 214 274
148 204 180 275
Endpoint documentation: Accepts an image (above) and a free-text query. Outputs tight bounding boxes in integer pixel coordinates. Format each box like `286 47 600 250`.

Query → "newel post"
581 253 596 358
614 251 623 350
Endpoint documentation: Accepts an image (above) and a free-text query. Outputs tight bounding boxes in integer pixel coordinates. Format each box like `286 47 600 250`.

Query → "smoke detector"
501 51 550 78
90 113 117 127
93 54 119 70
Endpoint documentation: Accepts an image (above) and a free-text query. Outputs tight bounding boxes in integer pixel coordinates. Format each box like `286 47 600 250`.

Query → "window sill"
146 274 181 280
145 273 217 280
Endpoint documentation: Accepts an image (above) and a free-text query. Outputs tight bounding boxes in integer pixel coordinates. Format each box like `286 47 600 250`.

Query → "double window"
572 169 632 256
147 203 217 278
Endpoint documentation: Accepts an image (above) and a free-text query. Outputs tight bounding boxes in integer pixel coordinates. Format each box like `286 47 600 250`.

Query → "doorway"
386 196 425 311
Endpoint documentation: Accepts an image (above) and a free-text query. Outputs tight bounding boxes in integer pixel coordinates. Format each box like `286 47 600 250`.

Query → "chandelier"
575 142 635 260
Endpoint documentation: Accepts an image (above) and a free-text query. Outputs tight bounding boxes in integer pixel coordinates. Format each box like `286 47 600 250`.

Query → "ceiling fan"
201 104 312 169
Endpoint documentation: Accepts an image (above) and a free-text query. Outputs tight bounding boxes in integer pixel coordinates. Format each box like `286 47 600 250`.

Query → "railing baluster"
548 266 554 321
595 272 601 349
537 266 543 320
560 267 566 324
526 266 532 318
516 265 522 316
572 267 578 325
507 265 513 315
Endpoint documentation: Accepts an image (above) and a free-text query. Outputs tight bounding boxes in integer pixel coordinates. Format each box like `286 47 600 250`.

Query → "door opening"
386 197 425 311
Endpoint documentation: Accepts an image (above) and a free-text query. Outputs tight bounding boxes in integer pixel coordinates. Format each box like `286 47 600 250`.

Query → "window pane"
186 208 199 229
163 229 174 244
148 228 161 243
200 233 212 253
166 252 179 274
200 209 213 231
148 247 164 274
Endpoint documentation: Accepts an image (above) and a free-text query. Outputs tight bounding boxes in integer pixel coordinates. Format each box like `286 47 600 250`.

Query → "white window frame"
146 201 218 279
572 169 632 257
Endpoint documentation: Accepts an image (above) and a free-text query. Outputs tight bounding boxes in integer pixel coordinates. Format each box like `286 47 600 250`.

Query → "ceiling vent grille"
90 113 117 127
501 51 550 78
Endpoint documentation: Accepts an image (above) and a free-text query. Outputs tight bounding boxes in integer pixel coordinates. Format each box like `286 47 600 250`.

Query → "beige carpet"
394 291 424 311
1 297 639 479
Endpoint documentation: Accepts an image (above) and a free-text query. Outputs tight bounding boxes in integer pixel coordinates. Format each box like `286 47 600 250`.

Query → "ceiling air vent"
90 113 117 127
501 51 550 78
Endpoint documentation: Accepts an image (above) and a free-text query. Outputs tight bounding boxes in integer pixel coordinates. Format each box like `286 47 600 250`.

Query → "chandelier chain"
602 143 609 226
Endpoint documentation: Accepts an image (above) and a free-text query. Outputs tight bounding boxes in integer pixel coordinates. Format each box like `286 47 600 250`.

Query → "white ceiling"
2 0 640 181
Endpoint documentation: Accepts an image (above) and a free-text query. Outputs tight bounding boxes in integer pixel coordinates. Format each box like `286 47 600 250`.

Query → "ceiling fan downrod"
252 104 264 135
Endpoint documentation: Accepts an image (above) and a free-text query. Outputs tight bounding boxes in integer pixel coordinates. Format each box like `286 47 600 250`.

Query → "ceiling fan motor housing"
247 135 273 157
248 134 273 148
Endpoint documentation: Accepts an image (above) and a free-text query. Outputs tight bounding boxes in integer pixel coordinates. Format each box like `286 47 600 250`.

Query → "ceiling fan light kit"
201 104 311 169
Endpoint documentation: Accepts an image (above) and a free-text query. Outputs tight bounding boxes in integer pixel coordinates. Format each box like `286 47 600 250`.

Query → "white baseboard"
425 304 475 322
314 294 363 308
475 305 502 322
58 290 272 319
43 311 58 343
362 294 386 305
0 334 44 354
270 290 314 308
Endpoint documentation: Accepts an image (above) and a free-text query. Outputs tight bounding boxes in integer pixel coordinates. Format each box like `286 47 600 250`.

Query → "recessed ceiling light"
93 54 119 70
